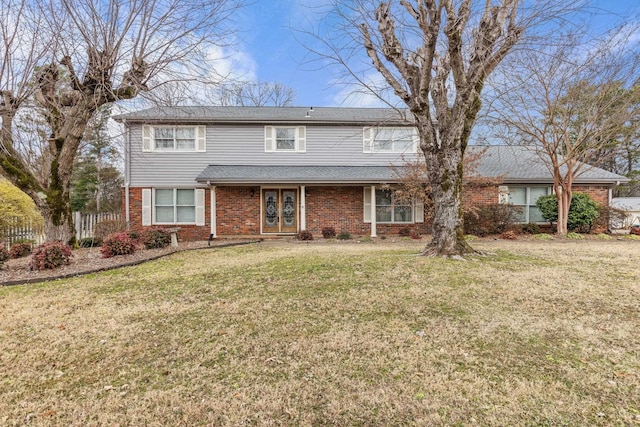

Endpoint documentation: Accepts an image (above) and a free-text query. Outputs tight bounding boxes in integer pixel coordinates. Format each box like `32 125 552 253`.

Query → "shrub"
94 218 127 241
566 232 585 240
78 237 102 248
30 241 73 270
141 228 171 249
321 227 336 239
410 229 421 240
520 223 540 234
500 230 518 240
536 193 599 233
337 231 351 240
101 232 137 258
464 204 520 236
398 227 411 237
0 243 9 265
296 230 314 241
10 242 32 259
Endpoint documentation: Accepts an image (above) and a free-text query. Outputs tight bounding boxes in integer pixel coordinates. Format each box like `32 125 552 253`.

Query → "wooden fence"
1 212 122 247
0 217 45 248
73 212 122 240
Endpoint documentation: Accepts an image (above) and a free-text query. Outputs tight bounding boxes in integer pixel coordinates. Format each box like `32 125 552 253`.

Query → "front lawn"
1 240 639 426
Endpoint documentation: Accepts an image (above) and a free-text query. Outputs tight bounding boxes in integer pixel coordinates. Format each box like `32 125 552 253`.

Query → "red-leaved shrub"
10 242 32 259
30 241 73 271
0 243 9 266
101 232 137 258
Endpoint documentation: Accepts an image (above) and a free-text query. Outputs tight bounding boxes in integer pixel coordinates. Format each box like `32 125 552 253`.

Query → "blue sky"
222 0 640 108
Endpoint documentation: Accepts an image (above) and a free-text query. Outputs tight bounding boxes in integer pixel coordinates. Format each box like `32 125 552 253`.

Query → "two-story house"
114 106 626 240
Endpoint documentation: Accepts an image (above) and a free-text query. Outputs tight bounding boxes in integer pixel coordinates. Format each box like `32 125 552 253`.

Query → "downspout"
123 119 131 226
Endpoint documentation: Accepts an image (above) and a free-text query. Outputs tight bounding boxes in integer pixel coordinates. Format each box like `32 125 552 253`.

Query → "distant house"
611 197 640 228
114 106 627 240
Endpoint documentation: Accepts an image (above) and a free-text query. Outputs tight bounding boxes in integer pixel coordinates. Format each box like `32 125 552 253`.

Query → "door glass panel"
282 191 296 227
264 191 278 227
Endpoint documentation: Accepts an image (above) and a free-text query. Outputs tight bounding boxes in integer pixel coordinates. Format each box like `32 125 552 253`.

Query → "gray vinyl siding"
127 123 420 186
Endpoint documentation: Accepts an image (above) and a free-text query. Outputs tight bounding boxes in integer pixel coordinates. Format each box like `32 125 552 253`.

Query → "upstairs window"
142 125 206 152
363 127 418 153
265 126 306 153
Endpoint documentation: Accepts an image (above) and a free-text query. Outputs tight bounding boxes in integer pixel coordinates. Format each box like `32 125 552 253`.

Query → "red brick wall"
572 185 609 206
123 183 611 240
215 186 261 235
122 187 212 242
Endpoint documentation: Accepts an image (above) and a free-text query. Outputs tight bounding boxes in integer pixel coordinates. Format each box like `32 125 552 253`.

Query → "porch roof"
196 165 404 185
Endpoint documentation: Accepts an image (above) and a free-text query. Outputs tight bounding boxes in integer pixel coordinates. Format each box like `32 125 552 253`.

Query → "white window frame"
364 187 424 224
147 188 205 225
142 125 206 152
363 126 418 153
507 186 551 223
264 126 306 153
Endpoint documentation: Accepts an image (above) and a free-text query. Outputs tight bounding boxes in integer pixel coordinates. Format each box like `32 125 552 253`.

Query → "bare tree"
215 82 296 106
490 25 640 235
305 1 610 255
0 0 240 243
316 0 531 256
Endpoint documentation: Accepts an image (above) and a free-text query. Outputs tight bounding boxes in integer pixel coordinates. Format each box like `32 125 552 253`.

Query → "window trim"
506 186 551 223
142 125 206 152
363 187 424 224
265 126 306 153
144 188 205 226
363 126 418 154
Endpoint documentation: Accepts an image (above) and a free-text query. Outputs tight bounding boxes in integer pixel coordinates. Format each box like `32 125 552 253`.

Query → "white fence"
0 217 45 248
1 212 121 247
73 212 122 240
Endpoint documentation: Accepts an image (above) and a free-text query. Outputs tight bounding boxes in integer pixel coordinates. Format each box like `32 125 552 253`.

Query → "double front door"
262 188 298 233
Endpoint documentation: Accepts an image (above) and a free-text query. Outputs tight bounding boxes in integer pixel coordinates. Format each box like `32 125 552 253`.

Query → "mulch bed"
1 239 260 287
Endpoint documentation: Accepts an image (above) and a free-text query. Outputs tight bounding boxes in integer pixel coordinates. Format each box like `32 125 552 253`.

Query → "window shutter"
498 186 509 204
196 126 206 152
142 188 152 226
363 187 372 223
414 196 424 223
265 126 275 152
297 126 306 152
363 127 373 153
142 125 153 152
195 188 205 226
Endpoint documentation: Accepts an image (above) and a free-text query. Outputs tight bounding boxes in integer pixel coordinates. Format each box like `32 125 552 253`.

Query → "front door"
262 188 298 234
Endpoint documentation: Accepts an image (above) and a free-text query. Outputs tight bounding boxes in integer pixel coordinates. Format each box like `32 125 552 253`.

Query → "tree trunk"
556 185 572 236
41 207 75 244
420 145 475 257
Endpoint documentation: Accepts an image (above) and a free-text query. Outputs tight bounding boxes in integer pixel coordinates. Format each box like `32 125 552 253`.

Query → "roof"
113 106 412 125
196 165 403 184
471 145 627 184
611 197 640 211
196 146 627 185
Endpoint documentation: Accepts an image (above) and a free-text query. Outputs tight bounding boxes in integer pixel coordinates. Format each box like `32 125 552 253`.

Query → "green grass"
1 240 639 426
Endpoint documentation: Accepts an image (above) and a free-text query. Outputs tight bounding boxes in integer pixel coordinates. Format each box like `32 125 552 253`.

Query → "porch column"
370 185 377 237
300 185 306 231
210 185 217 238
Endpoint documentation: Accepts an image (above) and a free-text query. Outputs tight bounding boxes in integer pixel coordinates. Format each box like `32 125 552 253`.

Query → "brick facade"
123 183 611 241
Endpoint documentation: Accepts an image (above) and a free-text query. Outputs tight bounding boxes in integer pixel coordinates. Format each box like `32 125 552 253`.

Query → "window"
364 188 423 224
154 189 196 223
265 126 306 152
142 125 206 152
508 186 550 223
363 127 417 153
375 189 412 223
